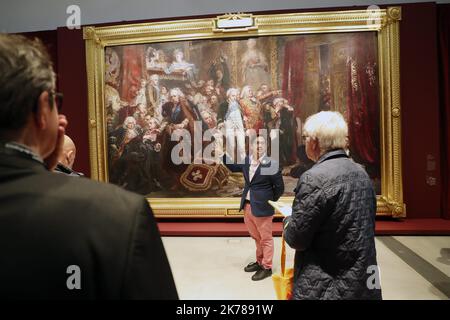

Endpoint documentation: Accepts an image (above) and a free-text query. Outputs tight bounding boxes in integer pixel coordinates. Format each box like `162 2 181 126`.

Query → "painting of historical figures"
104 32 381 198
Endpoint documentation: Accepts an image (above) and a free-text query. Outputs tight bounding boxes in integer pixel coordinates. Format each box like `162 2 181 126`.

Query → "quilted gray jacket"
283 149 382 300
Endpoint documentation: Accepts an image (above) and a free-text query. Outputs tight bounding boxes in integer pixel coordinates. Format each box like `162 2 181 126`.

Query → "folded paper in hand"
268 200 292 217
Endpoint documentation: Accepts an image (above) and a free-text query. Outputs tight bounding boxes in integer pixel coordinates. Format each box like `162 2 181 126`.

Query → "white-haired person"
114 116 142 156
217 88 246 162
240 85 263 131
283 111 382 300
200 110 217 129
161 88 192 133
143 116 162 147
160 87 195 181
142 116 163 191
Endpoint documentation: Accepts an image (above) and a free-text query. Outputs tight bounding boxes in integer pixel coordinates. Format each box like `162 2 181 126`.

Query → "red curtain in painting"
282 38 305 118
282 38 305 161
121 45 145 104
438 4 450 219
346 33 380 177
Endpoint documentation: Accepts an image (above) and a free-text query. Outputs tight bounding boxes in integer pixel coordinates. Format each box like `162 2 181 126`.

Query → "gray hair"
0 34 56 132
240 85 253 99
226 88 239 99
273 97 286 106
123 116 136 129
303 111 348 153
170 87 185 98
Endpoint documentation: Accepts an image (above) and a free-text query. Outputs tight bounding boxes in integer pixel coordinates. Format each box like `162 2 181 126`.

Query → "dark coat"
217 101 228 125
54 163 84 177
283 149 382 300
187 100 209 131
161 101 190 125
0 146 178 299
225 155 284 217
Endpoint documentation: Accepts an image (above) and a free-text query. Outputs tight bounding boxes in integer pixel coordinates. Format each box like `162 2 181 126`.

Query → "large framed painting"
84 7 405 218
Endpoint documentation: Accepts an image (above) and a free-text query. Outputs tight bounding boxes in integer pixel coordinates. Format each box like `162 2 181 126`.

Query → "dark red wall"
56 28 90 176
22 28 89 176
437 4 450 220
23 2 446 219
400 2 441 218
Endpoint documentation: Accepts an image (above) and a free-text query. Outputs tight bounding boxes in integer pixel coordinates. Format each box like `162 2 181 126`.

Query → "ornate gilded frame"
84 7 405 218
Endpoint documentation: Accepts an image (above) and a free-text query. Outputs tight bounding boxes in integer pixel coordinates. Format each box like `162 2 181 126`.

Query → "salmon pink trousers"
244 203 274 269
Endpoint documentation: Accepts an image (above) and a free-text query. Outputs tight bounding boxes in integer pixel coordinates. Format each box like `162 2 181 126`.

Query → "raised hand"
45 115 68 171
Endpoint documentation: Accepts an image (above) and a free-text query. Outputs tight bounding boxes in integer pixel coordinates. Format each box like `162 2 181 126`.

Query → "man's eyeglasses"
32 91 63 113
50 91 64 113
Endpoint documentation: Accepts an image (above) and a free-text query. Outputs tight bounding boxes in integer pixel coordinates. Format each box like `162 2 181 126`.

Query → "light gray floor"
162 236 450 300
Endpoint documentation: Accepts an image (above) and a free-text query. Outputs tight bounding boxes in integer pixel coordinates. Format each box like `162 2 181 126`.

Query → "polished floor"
162 236 450 300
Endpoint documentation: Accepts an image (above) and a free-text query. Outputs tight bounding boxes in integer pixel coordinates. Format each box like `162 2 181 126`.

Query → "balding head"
58 135 76 169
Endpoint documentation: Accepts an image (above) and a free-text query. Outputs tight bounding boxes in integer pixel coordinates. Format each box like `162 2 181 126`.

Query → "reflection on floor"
162 236 450 300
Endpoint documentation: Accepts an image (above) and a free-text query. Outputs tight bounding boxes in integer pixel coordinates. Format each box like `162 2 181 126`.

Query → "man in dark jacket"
283 111 382 300
225 136 284 281
0 34 178 299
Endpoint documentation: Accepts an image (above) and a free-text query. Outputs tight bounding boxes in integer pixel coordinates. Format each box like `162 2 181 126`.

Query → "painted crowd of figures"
104 42 306 195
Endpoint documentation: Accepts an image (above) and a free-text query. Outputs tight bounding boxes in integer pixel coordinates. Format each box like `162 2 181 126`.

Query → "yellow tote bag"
272 234 294 300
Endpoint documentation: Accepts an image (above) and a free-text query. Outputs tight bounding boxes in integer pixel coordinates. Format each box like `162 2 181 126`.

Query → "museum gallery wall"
23 2 448 219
